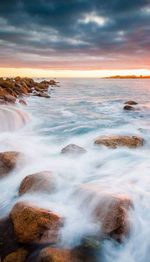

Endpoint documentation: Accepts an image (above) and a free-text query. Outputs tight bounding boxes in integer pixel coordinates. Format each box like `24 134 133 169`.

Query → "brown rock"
94 135 144 149
76 184 132 242
0 217 21 259
19 171 56 196
33 91 50 98
3 94 16 104
0 79 15 90
49 79 59 86
10 202 63 244
14 76 21 81
0 151 23 177
3 248 28 262
61 144 86 155
94 194 131 242
28 247 81 262
123 105 135 111
0 87 16 103
124 101 138 105
19 99 27 106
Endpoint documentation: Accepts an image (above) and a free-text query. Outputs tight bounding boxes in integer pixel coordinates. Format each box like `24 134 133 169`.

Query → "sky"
0 0 150 77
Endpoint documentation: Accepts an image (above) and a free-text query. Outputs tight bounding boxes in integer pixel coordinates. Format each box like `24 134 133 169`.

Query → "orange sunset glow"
0 68 150 78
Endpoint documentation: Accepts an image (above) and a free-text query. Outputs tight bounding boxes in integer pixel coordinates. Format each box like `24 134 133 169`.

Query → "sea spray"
0 79 150 261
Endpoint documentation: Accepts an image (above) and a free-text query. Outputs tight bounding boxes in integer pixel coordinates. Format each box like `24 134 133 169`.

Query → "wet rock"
76 184 132 242
71 236 100 262
19 99 27 106
0 77 57 105
0 151 23 178
27 247 81 262
0 217 21 259
94 135 144 149
61 144 86 155
123 105 135 111
0 107 30 132
10 202 63 244
3 248 28 262
94 194 132 242
124 101 138 105
49 79 58 86
19 171 56 196
3 94 16 104
36 92 50 98
0 88 15 104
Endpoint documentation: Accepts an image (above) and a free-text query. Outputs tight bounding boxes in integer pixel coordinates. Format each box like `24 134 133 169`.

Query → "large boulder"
10 202 63 244
61 144 86 156
18 171 56 196
94 135 144 149
76 184 132 242
0 151 24 177
27 247 81 262
3 248 28 262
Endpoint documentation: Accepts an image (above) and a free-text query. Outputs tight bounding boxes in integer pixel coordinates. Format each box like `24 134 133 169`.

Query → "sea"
0 78 150 262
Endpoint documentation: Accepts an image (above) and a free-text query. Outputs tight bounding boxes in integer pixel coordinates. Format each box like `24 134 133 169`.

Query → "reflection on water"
0 79 150 261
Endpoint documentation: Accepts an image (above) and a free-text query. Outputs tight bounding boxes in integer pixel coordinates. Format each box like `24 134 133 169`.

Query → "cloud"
0 0 150 69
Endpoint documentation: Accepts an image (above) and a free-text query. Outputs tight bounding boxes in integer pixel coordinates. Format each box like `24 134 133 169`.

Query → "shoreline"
0 77 59 106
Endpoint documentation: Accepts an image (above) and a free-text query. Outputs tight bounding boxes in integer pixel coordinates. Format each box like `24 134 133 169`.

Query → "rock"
94 194 131 242
0 77 56 105
49 79 59 86
34 92 50 98
3 94 16 104
123 105 135 111
0 151 23 178
18 171 56 196
0 87 16 104
61 144 86 155
71 236 100 262
94 135 144 149
27 247 81 262
19 99 27 106
0 107 30 132
10 202 63 244
3 248 28 262
124 101 138 105
0 217 21 259
0 86 16 103
76 184 132 242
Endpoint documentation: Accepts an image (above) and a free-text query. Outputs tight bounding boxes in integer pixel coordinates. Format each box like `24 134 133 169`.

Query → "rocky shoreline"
0 77 59 105
0 81 145 261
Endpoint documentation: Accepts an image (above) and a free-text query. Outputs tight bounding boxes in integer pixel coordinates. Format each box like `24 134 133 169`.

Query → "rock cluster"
0 93 145 261
123 100 138 111
0 148 134 261
0 77 59 105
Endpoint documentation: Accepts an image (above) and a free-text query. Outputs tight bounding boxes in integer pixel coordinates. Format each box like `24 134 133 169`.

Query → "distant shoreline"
104 75 150 79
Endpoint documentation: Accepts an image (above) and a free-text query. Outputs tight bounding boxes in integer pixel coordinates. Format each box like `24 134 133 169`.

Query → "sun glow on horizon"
0 67 150 78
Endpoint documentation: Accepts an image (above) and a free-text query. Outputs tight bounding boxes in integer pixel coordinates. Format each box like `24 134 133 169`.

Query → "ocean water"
0 78 150 261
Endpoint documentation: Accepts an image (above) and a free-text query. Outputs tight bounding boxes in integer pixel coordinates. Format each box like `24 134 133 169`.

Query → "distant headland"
105 75 150 79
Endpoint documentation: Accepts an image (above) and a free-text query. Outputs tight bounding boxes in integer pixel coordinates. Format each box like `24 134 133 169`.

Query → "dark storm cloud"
0 0 150 69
